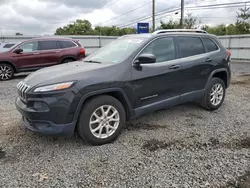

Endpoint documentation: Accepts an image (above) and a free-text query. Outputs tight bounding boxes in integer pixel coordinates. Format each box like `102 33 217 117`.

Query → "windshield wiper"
84 60 102 64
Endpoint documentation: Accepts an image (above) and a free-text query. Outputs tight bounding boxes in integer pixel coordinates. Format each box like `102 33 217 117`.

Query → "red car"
0 37 86 81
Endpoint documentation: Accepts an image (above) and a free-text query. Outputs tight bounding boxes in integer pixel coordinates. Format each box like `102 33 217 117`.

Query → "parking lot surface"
0 62 250 188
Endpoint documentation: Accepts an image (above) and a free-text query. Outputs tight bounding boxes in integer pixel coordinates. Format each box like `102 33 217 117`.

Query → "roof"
24 37 74 42
152 29 208 34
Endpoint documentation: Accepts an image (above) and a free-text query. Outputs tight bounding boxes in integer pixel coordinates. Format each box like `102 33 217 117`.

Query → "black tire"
62 59 75 64
0 63 14 81
200 77 226 111
77 95 126 145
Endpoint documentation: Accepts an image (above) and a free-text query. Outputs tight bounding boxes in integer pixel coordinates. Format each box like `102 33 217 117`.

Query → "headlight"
33 81 75 92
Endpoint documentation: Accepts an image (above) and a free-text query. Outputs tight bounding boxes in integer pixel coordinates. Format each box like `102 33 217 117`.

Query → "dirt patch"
187 113 204 120
237 137 250 148
142 139 183 152
142 137 250 152
0 148 6 159
221 172 250 188
126 122 168 131
231 75 250 85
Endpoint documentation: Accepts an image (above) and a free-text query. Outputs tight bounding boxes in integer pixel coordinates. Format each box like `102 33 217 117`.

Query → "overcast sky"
0 0 248 35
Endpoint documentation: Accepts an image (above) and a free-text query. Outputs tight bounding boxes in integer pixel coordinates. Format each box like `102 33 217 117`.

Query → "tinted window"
3 44 15 48
140 37 175 63
19 42 38 52
177 37 205 58
203 38 218 52
39 41 60 50
59 41 76 48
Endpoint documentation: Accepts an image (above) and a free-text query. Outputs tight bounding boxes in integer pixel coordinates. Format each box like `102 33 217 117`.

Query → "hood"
23 61 112 87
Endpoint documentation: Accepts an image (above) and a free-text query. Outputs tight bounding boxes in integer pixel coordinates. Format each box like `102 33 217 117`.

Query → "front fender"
72 88 134 123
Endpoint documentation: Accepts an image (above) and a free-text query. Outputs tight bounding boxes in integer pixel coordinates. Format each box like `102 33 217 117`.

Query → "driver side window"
19 42 38 53
140 37 176 63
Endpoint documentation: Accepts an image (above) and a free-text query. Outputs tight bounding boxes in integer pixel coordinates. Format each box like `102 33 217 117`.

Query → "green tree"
157 13 201 30
158 20 181 29
55 19 136 36
184 13 200 29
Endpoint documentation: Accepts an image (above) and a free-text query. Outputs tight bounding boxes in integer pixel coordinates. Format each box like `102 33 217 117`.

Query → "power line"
83 0 120 17
96 1 152 26
187 4 250 11
185 1 250 9
118 1 250 28
82 0 109 15
118 7 181 28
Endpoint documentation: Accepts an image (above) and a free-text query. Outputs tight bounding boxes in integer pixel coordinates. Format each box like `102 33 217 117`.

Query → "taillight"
227 49 231 67
80 48 85 56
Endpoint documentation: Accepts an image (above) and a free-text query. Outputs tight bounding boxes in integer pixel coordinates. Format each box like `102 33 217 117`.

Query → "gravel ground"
0 62 250 188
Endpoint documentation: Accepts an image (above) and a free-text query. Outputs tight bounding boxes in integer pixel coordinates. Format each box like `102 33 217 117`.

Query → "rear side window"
59 41 76 48
140 37 176 63
177 37 205 58
203 38 219 52
3 44 15 48
39 40 60 50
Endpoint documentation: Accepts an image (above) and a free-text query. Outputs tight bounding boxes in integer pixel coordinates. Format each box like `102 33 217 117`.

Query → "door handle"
55 51 61 53
169 65 180 70
33 52 40 55
205 58 212 62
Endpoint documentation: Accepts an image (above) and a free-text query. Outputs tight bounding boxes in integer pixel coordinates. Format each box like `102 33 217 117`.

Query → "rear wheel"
200 78 226 110
77 95 126 145
62 58 75 64
0 63 14 81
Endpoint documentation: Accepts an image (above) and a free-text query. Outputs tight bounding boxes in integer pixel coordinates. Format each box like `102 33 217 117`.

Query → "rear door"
37 40 62 66
176 36 213 97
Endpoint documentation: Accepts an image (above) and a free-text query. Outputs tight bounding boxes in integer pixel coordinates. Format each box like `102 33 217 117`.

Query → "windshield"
84 37 146 64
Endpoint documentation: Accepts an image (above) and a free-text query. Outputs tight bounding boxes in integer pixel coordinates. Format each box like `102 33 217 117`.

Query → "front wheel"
0 63 14 81
77 95 126 145
200 78 226 110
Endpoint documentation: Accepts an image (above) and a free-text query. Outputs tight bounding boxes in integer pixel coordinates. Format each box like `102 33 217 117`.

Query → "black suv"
16 30 231 145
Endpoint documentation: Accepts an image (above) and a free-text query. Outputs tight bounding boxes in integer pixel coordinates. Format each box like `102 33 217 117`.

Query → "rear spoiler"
74 39 82 47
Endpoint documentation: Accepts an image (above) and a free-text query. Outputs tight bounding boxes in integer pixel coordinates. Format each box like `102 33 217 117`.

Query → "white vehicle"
0 42 17 52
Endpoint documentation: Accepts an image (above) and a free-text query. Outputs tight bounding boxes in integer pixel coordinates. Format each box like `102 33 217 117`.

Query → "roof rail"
152 29 208 34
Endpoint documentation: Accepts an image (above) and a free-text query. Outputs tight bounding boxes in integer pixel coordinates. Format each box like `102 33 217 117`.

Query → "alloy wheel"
0 65 12 80
210 83 224 106
89 105 120 139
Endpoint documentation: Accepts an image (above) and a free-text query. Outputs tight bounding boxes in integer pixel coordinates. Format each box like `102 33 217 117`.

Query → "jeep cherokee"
15 30 231 145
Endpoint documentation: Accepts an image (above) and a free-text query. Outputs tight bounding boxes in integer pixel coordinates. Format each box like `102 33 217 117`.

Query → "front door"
12 41 43 69
131 37 183 114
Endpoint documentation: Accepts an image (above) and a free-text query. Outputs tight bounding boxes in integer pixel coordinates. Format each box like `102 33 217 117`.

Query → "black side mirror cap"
134 53 156 65
13 48 23 54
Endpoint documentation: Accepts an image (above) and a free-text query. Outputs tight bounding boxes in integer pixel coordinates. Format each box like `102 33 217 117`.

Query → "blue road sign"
137 23 149 34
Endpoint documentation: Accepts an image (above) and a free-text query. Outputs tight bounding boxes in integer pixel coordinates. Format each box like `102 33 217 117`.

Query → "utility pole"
180 0 184 28
0 28 2 42
152 0 155 31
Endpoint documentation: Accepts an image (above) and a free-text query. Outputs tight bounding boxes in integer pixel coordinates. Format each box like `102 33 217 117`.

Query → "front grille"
17 81 30 99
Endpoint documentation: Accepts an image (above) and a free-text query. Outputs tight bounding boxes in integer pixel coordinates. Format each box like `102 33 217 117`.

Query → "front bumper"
22 116 75 136
15 95 77 136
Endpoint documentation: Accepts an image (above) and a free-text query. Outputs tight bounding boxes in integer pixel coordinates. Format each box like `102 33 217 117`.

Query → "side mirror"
13 48 23 54
134 54 156 65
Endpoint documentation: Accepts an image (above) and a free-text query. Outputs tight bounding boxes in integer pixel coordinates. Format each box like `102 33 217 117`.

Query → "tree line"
55 5 250 36
55 19 136 36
